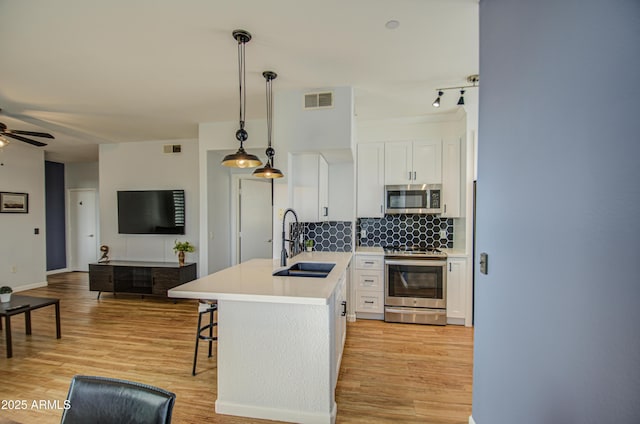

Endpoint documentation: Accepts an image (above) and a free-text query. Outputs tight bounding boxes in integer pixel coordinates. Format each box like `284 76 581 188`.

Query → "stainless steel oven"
384 247 447 325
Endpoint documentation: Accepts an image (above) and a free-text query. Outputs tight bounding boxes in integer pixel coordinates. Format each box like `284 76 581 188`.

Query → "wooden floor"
0 272 473 423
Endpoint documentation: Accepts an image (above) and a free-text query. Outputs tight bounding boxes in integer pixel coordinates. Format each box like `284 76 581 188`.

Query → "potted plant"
0 286 13 303
174 240 195 266
305 239 314 252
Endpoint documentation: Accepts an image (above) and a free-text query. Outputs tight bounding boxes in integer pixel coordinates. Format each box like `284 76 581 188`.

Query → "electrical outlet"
440 230 447 239
360 229 367 238
278 208 285 219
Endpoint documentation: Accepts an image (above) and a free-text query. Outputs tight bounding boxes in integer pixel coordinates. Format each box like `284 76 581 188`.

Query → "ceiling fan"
0 108 55 147
0 121 54 147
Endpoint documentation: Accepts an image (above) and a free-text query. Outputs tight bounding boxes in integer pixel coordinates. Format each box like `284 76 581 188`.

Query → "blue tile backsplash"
300 221 352 252
357 215 453 248
297 215 453 252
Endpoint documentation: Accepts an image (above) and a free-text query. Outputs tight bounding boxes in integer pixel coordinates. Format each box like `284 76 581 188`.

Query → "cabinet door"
292 153 321 222
357 143 385 217
412 140 442 184
442 138 462 217
318 155 329 221
384 141 412 185
152 268 180 296
446 258 467 320
89 264 113 292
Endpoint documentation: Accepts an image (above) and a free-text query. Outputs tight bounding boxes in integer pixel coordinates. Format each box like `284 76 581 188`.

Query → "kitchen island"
168 251 352 424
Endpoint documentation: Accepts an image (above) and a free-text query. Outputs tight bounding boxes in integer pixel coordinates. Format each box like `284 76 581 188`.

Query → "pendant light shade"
222 29 262 169
457 89 465 105
253 71 283 179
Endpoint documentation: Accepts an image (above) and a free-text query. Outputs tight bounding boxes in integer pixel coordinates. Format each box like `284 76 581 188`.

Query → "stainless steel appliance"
384 245 447 325
385 184 442 214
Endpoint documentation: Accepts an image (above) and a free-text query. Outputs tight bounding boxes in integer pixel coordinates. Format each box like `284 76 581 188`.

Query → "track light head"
433 90 443 108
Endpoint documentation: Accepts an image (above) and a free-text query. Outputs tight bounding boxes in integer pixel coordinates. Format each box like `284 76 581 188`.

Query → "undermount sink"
273 262 336 278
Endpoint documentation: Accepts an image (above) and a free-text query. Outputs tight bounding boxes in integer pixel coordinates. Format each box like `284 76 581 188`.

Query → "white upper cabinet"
291 153 329 222
441 137 462 218
384 141 413 185
384 140 442 185
356 143 385 217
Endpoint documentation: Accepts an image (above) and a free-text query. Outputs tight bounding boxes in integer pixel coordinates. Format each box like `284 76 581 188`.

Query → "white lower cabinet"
333 268 348 388
354 253 384 319
446 257 467 324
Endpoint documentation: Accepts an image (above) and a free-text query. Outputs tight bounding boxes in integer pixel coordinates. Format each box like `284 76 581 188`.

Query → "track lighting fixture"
222 29 263 169
0 135 9 147
432 75 479 108
433 91 443 108
253 71 284 179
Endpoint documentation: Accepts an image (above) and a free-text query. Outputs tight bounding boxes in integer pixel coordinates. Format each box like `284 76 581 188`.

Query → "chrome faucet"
281 208 302 266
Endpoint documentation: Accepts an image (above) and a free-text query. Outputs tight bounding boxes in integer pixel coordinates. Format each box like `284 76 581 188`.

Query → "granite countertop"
168 251 352 306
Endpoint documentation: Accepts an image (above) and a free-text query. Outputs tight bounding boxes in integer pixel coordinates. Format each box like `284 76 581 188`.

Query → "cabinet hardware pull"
449 263 452 272
323 206 328 217
364 279 374 282
380 204 383 213
413 171 417 180
444 204 447 214
364 301 375 304
341 301 347 316
408 171 412 180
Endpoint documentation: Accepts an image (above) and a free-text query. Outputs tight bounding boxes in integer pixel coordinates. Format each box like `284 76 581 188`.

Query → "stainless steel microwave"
385 184 442 214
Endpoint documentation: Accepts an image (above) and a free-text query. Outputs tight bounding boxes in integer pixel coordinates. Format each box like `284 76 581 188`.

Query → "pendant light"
253 71 284 179
222 29 262 168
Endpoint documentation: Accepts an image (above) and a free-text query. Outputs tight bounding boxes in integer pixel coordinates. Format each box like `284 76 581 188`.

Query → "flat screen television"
117 190 185 235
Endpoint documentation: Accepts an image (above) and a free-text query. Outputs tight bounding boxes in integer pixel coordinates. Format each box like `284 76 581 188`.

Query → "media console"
88 261 197 299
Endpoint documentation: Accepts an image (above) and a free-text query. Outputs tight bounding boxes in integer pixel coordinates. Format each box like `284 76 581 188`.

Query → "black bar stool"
192 300 217 376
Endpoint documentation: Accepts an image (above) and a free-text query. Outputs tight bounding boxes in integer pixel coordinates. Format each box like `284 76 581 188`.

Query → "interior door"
69 189 98 271
239 179 273 263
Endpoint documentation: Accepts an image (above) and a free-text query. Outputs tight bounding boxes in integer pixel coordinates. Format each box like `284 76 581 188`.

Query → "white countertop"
355 245 469 258
168 251 352 306
354 246 384 255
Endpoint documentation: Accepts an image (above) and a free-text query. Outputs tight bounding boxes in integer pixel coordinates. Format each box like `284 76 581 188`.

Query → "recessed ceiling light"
385 20 400 30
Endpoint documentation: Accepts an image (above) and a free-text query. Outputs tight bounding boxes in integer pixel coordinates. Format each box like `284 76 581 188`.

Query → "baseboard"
355 311 384 320
47 268 70 275
347 312 357 322
13 281 48 292
215 400 336 424
469 414 476 424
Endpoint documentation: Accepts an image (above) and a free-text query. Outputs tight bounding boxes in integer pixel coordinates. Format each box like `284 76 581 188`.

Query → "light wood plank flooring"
0 272 473 423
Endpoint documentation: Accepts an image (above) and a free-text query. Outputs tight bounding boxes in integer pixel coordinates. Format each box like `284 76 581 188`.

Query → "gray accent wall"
473 1 640 423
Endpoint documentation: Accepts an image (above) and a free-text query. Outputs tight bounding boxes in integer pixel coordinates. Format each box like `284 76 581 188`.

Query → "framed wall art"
0 192 29 213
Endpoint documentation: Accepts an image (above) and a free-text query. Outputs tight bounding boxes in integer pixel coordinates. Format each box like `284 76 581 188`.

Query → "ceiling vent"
304 91 333 110
163 144 182 154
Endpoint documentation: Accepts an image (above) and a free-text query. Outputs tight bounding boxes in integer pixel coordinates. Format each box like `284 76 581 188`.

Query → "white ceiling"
0 0 478 162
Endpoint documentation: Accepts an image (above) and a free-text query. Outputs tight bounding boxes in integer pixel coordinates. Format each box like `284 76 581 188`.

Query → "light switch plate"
480 252 488 275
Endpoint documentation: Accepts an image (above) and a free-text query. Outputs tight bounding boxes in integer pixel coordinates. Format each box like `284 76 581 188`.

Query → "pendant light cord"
266 74 273 154
238 38 246 132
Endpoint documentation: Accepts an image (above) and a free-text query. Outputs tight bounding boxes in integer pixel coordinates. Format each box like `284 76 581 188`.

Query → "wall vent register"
304 91 334 109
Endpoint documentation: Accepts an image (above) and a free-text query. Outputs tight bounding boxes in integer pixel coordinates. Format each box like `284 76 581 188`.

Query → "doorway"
68 189 98 271
233 177 273 263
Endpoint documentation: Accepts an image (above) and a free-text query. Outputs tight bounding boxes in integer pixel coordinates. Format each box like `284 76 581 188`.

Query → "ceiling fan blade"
10 129 55 139
3 132 48 147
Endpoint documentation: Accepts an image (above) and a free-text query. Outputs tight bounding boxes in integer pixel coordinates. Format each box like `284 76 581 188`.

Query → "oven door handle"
385 259 447 267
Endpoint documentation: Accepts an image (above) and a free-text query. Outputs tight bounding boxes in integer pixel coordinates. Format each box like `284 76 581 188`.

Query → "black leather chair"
60 375 176 424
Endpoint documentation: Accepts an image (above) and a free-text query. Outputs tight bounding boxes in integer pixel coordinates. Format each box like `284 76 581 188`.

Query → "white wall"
98 139 199 263
356 112 466 143
66 161 99 189
0 144 47 291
